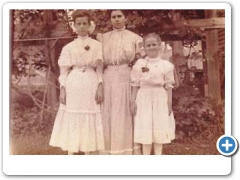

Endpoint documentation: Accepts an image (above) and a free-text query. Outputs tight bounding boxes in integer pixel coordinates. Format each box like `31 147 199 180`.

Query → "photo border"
2 2 232 176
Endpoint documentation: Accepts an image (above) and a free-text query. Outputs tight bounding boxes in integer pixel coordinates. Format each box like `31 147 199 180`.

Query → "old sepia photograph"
9 8 225 156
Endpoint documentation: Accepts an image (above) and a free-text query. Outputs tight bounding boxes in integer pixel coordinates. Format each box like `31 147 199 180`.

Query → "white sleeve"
58 46 72 88
130 59 142 87
164 63 175 89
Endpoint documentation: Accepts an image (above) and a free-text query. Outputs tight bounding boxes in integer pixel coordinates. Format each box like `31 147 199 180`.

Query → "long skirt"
49 67 105 153
101 64 140 155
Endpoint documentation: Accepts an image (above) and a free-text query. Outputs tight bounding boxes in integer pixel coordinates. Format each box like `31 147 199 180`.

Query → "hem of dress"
134 138 175 145
49 144 104 153
65 109 101 113
100 145 141 154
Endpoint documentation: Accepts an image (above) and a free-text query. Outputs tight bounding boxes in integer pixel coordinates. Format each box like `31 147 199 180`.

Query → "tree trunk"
171 11 185 87
204 10 221 102
43 10 58 110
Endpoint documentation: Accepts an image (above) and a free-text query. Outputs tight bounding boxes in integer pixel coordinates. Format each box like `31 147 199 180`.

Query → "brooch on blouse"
141 58 151 73
84 45 90 51
141 66 149 73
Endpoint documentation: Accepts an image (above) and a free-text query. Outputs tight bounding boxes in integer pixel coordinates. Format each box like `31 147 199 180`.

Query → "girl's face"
144 37 161 58
74 17 90 36
110 10 126 29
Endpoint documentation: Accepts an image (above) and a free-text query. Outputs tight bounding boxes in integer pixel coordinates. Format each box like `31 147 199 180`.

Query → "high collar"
77 35 89 40
146 56 161 62
112 26 126 32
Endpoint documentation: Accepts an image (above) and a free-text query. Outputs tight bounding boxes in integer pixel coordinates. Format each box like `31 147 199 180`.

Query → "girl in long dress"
49 10 105 155
130 33 175 155
98 10 143 155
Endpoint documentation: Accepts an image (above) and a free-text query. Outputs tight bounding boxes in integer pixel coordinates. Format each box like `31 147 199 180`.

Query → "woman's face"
144 37 161 58
74 17 90 36
110 10 126 29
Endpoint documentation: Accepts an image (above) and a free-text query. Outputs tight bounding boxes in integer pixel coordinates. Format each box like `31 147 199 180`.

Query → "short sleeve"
164 62 175 89
130 59 143 87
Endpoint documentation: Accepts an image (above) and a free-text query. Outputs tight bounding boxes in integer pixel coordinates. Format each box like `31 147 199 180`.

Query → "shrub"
173 84 224 143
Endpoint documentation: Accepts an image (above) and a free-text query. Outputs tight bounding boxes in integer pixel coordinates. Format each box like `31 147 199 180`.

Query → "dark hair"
143 33 162 46
71 10 91 23
106 10 129 19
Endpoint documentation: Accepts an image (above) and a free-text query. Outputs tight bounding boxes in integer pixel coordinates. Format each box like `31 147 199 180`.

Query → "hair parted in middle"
106 10 130 19
71 10 92 23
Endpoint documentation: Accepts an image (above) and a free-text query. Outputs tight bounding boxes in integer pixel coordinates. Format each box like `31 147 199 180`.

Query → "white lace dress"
49 36 105 153
131 57 176 144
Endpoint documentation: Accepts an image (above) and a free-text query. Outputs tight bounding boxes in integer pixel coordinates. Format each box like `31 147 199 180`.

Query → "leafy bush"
173 84 224 143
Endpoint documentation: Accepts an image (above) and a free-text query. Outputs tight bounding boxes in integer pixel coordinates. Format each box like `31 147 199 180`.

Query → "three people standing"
50 10 175 155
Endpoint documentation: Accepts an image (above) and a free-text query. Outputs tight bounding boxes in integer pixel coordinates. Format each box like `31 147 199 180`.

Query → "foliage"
173 84 224 143
13 10 46 39
12 9 208 78
63 10 205 36
12 50 29 79
12 45 46 79
12 10 75 79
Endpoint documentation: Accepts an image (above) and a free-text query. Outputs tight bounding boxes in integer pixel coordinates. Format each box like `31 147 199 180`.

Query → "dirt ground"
10 126 220 155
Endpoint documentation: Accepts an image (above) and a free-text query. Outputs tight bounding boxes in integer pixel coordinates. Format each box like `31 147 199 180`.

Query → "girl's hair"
106 10 129 19
143 33 162 46
71 10 92 23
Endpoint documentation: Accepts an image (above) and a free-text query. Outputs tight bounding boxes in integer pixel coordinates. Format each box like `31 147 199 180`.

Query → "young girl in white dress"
130 33 175 155
49 10 105 155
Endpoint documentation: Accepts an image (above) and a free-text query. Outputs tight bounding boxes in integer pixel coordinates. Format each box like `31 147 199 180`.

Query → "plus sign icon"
217 135 238 156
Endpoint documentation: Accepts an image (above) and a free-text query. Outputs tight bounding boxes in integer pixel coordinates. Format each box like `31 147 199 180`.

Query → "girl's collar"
146 56 161 62
113 26 126 32
77 35 89 40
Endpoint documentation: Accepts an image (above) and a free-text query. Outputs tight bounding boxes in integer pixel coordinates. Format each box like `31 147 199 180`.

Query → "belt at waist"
106 63 129 69
140 84 164 89
105 60 129 66
72 66 94 72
